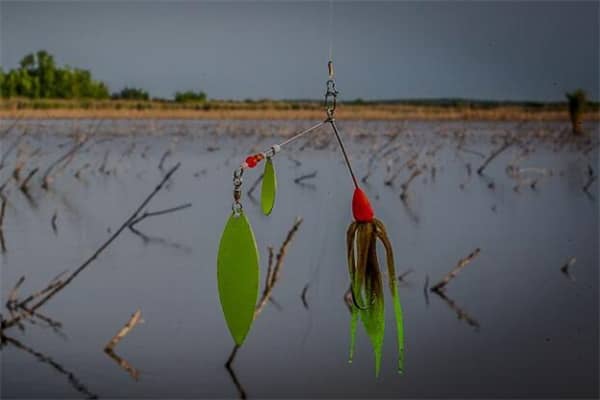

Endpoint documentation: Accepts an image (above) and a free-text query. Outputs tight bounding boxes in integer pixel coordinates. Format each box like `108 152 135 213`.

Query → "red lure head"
352 187 374 222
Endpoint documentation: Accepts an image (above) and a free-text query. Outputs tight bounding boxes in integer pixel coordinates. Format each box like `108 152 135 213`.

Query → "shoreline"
1 107 599 121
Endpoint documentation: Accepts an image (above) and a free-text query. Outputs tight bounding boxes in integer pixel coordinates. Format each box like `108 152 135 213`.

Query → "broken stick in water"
104 309 142 352
294 171 318 184
400 169 422 201
19 167 39 194
431 248 481 292
477 140 512 175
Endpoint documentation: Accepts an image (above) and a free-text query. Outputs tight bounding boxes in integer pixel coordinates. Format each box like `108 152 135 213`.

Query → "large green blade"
261 158 277 215
217 211 260 345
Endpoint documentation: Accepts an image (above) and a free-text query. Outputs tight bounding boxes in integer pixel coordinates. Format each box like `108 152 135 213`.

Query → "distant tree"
112 86 150 101
2 70 19 97
566 89 587 135
1 50 109 99
19 53 35 72
37 50 56 98
174 90 207 103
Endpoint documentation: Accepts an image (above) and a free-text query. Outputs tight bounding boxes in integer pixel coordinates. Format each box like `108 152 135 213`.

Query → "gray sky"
1 1 598 101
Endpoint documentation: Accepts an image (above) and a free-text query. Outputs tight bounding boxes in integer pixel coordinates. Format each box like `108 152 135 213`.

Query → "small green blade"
217 211 260 345
261 158 277 215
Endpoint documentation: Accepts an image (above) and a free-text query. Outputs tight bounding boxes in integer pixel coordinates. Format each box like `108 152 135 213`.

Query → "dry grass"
1 99 599 121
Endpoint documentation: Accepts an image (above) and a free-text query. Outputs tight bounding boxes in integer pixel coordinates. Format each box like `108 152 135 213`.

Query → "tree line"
0 50 207 102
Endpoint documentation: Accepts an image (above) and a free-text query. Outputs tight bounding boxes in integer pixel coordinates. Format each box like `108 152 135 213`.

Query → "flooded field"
1 119 598 398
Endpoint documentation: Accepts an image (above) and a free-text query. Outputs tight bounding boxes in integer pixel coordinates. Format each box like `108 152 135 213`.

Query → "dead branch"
400 169 422 201
128 203 192 228
51 211 58 234
158 149 172 171
362 133 400 183
294 171 318 184
459 147 485 158
431 248 481 292
41 136 89 190
105 309 142 352
385 153 419 186
301 283 310 309
0 129 27 170
12 146 30 181
0 115 23 140
6 276 26 309
397 269 413 282
255 217 303 318
0 195 6 230
98 149 110 174
1 163 182 331
19 167 39 193
583 176 597 193
20 307 62 330
128 224 192 252
0 196 6 253
477 140 512 175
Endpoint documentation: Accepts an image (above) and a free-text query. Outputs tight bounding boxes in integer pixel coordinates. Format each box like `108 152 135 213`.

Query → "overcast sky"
1 1 598 101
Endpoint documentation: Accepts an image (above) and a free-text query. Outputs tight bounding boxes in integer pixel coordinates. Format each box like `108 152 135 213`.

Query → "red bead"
245 156 257 168
352 187 374 222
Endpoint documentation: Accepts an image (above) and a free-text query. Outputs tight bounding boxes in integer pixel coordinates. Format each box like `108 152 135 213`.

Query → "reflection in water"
1 335 98 399
103 309 143 381
0 120 597 398
346 218 405 376
432 290 480 329
429 248 482 329
224 218 303 399
104 348 140 381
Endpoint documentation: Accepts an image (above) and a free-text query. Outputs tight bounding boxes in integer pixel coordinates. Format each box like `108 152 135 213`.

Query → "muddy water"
1 120 598 398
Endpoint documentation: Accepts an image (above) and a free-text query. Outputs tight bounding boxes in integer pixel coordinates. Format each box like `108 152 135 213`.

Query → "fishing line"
328 0 333 62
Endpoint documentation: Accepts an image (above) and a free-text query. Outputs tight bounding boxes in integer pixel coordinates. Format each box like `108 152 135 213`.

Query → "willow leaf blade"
217 211 260 345
261 158 277 215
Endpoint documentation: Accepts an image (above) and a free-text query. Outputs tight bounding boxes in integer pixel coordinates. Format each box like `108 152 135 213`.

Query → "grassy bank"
1 98 599 121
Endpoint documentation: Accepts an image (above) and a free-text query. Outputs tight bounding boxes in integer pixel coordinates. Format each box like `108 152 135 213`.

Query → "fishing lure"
347 190 405 376
216 61 404 374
